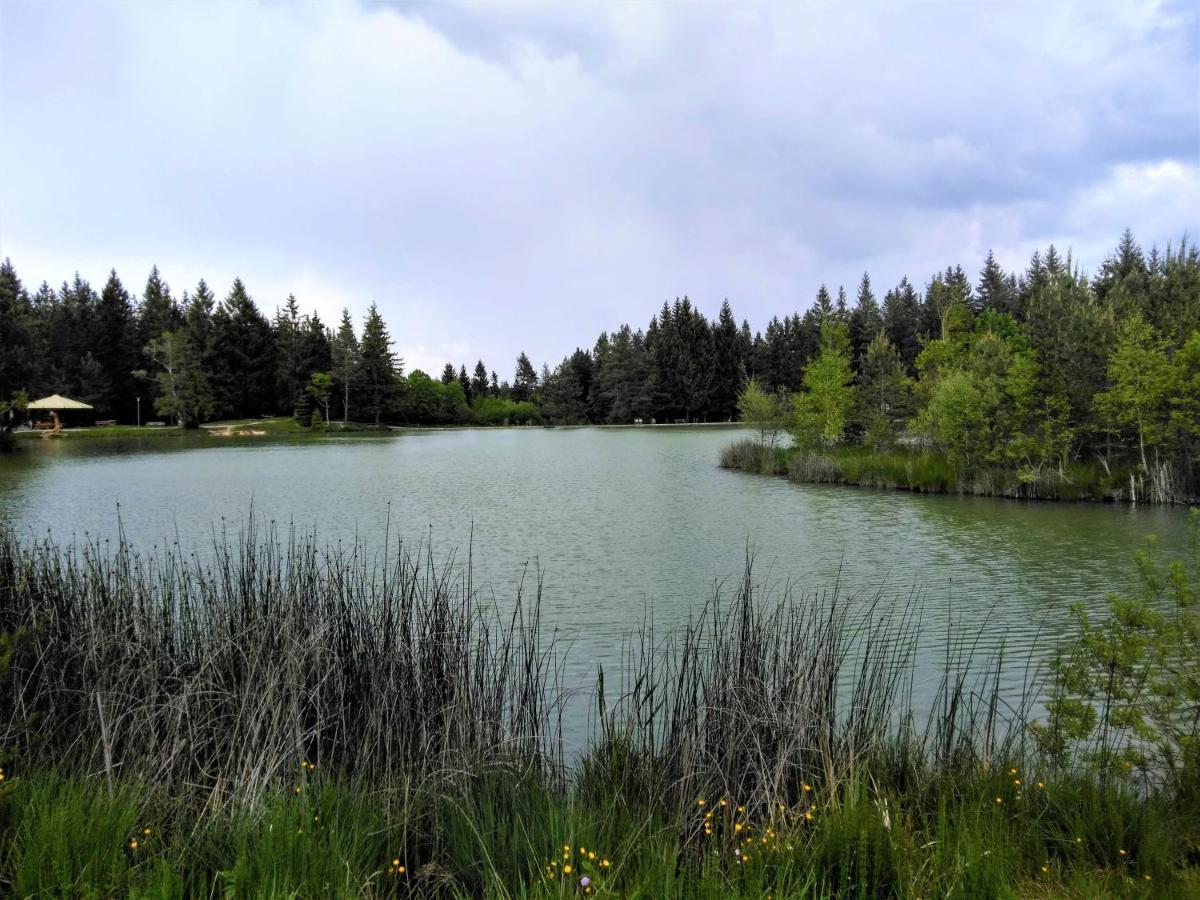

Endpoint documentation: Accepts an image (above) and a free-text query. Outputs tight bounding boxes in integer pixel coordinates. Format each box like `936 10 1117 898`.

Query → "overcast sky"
2 1 1197 377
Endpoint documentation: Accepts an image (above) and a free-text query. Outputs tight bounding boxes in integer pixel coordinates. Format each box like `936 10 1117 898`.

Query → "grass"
14 417 392 441
720 439 1147 503
0 522 1196 897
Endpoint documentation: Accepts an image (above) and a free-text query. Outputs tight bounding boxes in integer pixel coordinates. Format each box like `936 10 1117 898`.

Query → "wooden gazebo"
27 394 96 429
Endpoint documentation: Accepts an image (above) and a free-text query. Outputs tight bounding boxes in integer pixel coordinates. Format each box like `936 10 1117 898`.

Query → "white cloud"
1 0 1196 370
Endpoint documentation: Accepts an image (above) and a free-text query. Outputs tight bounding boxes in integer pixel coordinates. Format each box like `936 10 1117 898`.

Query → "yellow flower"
737 805 745 813
588 851 596 860
719 798 728 806
1144 874 1152 881
294 786 301 794
1009 767 1017 775
392 858 400 867
1037 781 1045 789
601 859 611 868
735 823 744 832
143 827 152 836
995 797 1003 804
804 811 813 821
802 783 812 792
1013 779 1021 786
579 847 586 854
130 840 138 850
564 864 573 874
1119 849 1127 856
564 844 570 851
1040 865 1048 873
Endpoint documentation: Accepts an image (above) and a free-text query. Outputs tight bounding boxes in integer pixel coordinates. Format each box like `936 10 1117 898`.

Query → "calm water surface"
0 427 1192 732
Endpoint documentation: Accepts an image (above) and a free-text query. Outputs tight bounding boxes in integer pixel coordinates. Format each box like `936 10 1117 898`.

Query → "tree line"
0 230 1197 491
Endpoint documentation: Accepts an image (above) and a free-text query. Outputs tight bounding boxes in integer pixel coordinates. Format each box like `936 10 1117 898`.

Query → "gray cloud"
1 0 1196 376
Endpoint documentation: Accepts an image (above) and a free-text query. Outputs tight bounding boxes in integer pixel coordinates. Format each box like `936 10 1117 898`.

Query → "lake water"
0 426 1193 736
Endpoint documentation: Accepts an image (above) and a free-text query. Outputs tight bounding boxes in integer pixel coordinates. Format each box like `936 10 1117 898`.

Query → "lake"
0 426 1193 736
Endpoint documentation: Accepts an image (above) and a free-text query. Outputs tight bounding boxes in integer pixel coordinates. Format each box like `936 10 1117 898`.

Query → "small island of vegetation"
724 233 1200 505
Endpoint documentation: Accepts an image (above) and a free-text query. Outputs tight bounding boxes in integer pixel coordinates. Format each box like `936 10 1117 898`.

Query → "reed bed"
0 521 1195 897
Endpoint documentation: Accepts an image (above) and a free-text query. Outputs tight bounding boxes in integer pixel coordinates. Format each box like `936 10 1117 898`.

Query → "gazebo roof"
27 394 94 410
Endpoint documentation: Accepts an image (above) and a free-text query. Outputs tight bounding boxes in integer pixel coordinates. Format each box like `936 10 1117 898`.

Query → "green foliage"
736 377 790 447
1036 510 1200 797
791 321 855 448
144 330 213 428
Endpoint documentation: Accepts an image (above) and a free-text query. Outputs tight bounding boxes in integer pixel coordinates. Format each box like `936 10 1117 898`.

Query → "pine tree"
458 365 472 402
440 363 457 385
855 331 911 448
273 294 304 415
214 278 276 418
331 309 361 423
359 302 397 425
709 299 744 421
472 361 489 399
137 266 180 349
513 352 538 402
977 250 1020 317
95 270 138 420
883 277 921 372
848 272 883 372
0 259 33 402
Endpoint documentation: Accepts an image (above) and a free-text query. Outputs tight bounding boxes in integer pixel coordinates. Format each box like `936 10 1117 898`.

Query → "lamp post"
137 396 141 427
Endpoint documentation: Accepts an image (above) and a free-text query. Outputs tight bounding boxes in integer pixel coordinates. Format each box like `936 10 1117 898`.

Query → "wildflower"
294 786 301 794
129 839 138 850
1037 781 1045 790
804 811 813 821
1013 779 1021 786
579 847 586 854
1076 837 1083 844
601 859 611 868
735 823 744 832
392 858 400 867
802 783 811 792
737 805 745 813
143 827 152 836
563 864 573 874
697 798 706 806
1144 875 1152 881
1009 767 1017 775
588 851 595 860
397 866 405 875
1119 849 1127 856
719 798 728 807
995 797 1003 804
580 876 591 887
1040 865 1048 873
564 844 571 851
313 815 319 822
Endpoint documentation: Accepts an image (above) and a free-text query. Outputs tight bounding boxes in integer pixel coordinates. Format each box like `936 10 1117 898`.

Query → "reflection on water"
0 427 1192 739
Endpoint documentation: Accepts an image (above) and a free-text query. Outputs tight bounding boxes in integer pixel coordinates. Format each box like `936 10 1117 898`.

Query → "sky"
1 1 1198 378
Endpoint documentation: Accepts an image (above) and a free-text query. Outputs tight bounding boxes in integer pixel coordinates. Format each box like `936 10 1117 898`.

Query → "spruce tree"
331 309 361 423
709 299 743 421
359 302 397 425
0 259 33 403
472 361 489 398
95 270 138 420
214 278 276 418
513 352 538 402
440 363 457 385
458 365 472 402
848 272 883 372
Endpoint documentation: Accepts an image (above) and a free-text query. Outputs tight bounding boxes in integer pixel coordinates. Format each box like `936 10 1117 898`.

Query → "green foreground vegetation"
1 516 1197 898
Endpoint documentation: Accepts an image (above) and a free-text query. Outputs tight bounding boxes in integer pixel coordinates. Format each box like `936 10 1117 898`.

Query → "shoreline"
720 438 1199 506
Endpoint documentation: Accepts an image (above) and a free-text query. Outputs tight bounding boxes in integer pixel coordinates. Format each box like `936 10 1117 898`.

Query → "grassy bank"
13 418 391 441
719 439 1168 503
1 524 1197 897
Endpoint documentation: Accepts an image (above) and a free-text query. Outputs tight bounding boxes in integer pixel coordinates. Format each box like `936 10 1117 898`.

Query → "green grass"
1 523 1197 897
1 767 1191 898
720 439 1145 503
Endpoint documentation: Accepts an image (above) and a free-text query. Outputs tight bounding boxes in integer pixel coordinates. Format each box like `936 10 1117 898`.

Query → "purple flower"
580 876 590 887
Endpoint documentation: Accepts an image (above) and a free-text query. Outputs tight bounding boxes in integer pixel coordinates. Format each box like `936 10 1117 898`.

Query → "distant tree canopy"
2 229 1197 494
